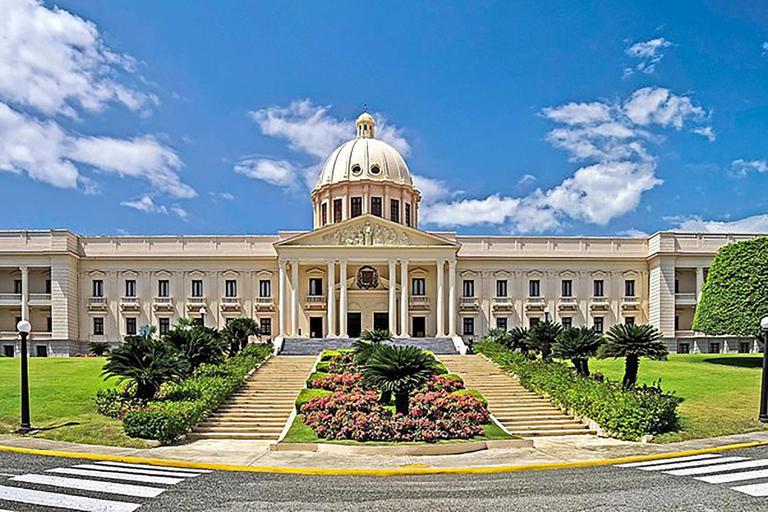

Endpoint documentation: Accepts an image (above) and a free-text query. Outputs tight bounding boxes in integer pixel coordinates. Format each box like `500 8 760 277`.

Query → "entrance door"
348 313 362 338
373 313 389 332
309 317 324 338
412 317 426 338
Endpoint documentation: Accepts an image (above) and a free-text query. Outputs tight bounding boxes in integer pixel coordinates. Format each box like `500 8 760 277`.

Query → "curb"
1 440 768 476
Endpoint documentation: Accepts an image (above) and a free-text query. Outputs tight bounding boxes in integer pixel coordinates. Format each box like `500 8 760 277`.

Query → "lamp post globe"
16 319 32 433
759 316 768 423
199 306 207 327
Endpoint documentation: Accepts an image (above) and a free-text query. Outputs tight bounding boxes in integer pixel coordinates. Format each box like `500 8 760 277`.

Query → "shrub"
295 388 332 410
476 340 682 439
94 386 146 419
327 352 358 374
693 237 768 338
307 372 363 391
220 317 260 356
119 342 273 443
424 374 464 392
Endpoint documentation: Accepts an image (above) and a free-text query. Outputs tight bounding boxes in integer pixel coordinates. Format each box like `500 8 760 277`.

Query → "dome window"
351 165 362 176
370 165 381 175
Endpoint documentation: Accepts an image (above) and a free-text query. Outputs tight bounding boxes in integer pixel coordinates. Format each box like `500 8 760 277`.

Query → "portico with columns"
274 214 459 339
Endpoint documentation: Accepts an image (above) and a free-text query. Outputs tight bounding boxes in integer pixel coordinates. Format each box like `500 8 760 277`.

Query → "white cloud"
691 126 716 142
0 103 194 197
623 87 707 129
121 195 167 214
423 87 710 233
240 100 413 191
518 174 537 185
624 37 673 75
763 42 768 55
617 228 649 237
670 214 768 233
170 205 188 220
412 174 454 204
209 191 235 201
0 0 157 117
0 0 192 203
731 159 768 177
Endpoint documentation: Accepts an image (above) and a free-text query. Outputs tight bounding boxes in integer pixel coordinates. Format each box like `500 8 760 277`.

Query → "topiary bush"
476 340 682 440
693 236 768 338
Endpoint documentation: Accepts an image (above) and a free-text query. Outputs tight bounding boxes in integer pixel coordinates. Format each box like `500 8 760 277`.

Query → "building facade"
0 114 762 357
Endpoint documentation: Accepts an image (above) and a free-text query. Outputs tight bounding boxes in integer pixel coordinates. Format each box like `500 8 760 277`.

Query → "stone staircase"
191 355 316 440
281 337 458 355
440 355 594 437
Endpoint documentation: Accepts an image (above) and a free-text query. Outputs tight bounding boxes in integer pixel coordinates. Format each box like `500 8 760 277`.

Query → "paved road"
1 446 768 511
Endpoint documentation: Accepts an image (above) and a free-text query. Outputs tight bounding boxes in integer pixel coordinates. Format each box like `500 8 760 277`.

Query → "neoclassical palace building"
0 114 762 357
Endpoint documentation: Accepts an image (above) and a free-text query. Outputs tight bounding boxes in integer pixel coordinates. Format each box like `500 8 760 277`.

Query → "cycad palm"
525 320 562 359
162 323 225 374
354 329 392 367
220 318 260 356
553 326 603 376
102 328 186 400
598 324 668 389
363 345 437 415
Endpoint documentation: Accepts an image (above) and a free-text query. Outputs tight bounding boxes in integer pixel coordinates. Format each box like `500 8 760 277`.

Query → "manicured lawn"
0 357 149 448
589 353 768 443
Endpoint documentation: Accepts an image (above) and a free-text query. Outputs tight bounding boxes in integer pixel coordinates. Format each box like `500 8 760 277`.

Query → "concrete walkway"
3 431 768 470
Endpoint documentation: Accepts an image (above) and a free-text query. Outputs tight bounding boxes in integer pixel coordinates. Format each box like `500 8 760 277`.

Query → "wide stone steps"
281 337 458 355
440 355 594 438
191 355 316 441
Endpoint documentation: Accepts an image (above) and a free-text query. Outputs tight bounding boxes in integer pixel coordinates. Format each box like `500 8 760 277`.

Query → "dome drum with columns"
311 113 422 229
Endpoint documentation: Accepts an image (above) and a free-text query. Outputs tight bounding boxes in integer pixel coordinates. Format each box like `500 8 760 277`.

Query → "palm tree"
220 318 261 356
598 324 668 389
89 341 111 356
509 326 530 353
484 328 513 347
363 345 437 415
162 323 225 373
102 328 186 400
354 329 392 368
525 320 562 359
553 326 603 376
359 329 392 343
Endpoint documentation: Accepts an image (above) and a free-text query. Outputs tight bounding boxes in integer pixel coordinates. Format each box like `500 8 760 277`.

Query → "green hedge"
120 342 273 444
476 341 682 440
693 237 768 337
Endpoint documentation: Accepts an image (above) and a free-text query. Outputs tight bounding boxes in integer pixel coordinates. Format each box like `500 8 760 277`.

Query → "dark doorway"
373 313 389 332
348 313 362 338
412 317 426 338
309 317 324 338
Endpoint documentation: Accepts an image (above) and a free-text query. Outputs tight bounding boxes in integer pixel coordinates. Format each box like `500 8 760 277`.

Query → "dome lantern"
356 112 375 139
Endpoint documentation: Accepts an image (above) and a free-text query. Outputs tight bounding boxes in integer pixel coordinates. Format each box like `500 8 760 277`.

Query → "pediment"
275 214 459 248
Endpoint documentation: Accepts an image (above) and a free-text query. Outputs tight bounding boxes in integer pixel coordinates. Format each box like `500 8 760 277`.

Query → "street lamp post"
16 320 32 434
199 306 207 327
759 316 768 423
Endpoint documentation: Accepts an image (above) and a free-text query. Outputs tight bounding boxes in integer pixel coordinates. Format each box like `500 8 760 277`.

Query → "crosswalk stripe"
12 473 165 498
666 459 768 476
94 461 211 474
616 454 722 468
0 484 140 512
636 456 746 471
47 467 184 485
731 482 768 497
73 463 200 478
697 468 768 484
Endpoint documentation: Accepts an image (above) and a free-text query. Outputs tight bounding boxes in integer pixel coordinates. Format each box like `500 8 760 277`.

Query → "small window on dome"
370 165 381 175
351 165 362 175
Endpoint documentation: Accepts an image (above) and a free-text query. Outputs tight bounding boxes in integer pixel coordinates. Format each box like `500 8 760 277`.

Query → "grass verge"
0 357 149 448
589 353 768 443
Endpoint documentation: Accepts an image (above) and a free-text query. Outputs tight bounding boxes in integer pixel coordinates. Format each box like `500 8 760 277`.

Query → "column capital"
19 265 29 273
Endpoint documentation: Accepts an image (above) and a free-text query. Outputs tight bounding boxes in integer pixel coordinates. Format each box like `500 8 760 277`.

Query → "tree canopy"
693 237 768 338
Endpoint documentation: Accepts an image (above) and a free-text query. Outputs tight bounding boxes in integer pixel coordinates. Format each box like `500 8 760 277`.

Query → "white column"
339 260 348 337
436 260 445 337
327 260 336 337
20 266 29 323
278 261 286 336
400 260 409 337
695 266 705 303
291 260 299 337
388 260 397 335
448 260 457 336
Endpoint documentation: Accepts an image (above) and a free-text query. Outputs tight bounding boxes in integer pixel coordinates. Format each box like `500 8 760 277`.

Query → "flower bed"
476 340 682 440
297 350 494 443
96 342 273 444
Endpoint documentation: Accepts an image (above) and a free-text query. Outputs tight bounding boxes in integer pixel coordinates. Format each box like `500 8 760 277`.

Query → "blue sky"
1 0 767 236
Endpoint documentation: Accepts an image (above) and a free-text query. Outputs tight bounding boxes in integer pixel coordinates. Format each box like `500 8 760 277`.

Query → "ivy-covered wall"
693 237 768 337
